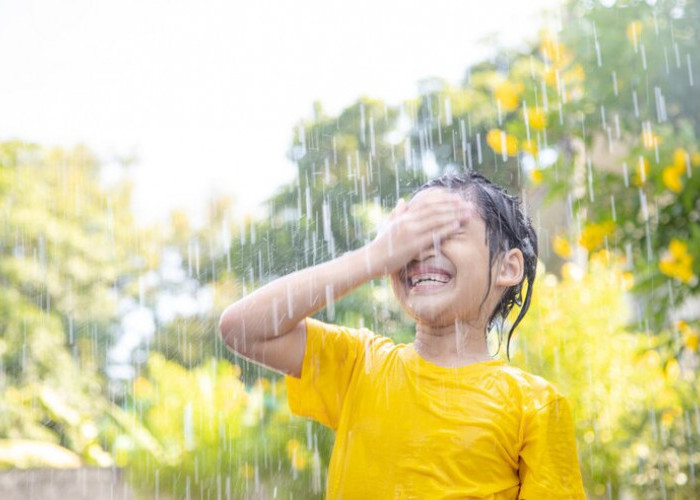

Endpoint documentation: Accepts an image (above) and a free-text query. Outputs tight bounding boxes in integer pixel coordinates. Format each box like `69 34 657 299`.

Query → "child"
219 172 586 499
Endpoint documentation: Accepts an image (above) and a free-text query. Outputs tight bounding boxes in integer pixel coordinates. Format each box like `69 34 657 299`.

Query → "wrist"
356 240 389 280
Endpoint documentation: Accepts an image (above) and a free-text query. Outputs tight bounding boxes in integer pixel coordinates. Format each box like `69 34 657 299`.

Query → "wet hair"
413 171 538 358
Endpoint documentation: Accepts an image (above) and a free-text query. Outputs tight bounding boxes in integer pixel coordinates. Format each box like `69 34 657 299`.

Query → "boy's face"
391 187 495 327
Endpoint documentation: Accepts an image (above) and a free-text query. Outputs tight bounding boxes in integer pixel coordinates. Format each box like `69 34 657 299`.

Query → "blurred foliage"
513 253 700 498
0 141 157 467
122 354 332 500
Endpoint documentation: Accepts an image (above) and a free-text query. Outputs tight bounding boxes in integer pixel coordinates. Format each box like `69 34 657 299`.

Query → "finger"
409 190 464 209
407 217 462 252
390 198 407 219
408 195 471 219
409 205 470 233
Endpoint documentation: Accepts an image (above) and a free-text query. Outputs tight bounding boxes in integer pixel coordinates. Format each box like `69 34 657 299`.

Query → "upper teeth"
409 274 450 286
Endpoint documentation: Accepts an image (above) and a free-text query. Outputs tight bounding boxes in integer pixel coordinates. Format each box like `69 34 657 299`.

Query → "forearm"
219 246 379 352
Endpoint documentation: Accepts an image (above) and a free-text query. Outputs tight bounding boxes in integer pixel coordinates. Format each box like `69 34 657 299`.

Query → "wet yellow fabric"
286 318 586 499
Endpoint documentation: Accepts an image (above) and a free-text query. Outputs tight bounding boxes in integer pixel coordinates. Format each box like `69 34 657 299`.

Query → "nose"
417 233 443 261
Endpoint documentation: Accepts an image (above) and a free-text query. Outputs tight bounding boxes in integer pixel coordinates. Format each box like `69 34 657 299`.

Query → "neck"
413 320 493 367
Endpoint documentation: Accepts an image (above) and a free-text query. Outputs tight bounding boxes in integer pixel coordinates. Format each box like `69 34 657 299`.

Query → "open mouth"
405 266 453 292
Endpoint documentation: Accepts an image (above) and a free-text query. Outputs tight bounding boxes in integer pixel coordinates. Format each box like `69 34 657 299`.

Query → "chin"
404 301 457 326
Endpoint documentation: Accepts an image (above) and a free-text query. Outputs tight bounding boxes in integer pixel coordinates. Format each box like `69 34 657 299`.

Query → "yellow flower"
569 64 586 83
544 63 585 91
494 81 524 112
286 439 309 471
579 221 615 252
521 139 538 156
239 463 255 479
673 148 688 169
661 406 682 427
670 239 690 259
527 108 547 131
544 68 559 88
678 321 699 351
685 332 699 351
662 164 683 193
590 249 612 266
486 129 518 156
621 272 635 291
661 148 689 192
632 157 650 186
132 376 153 399
286 439 301 455
540 31 571 66
529 169 543 185
661 410 674 427
626 21 643 45
659 239 695 283
291 452 308 471
641 130 661 150
552 235 573 259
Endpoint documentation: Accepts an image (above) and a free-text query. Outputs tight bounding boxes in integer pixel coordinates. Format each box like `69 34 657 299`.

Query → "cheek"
390 274 405 301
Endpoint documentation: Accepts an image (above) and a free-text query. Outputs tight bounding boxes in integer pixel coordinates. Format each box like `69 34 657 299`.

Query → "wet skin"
387 188 523 366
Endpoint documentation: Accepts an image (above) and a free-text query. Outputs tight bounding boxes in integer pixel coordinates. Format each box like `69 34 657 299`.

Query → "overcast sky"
0 0 561 225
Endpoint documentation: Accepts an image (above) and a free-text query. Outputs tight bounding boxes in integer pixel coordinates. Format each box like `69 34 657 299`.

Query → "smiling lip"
405 265 454 290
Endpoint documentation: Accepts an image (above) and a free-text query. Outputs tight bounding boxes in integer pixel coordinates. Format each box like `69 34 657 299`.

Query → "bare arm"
219 248 379 376
218 191 472 377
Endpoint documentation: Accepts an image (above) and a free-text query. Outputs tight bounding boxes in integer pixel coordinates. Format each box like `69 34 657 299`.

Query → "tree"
0 141 158 466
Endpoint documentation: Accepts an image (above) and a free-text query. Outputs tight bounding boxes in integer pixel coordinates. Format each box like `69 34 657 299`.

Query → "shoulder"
305 317 395 353
493 364 564 413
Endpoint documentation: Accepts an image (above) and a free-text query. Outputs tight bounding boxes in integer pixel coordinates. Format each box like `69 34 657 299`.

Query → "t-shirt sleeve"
518 396 586 499
284 317 370 430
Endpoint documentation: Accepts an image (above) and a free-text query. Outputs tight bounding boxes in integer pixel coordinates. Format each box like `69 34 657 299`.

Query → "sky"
0 0 561 226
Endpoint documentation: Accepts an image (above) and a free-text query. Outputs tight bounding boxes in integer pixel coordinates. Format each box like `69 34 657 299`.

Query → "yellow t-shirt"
286 318 586 499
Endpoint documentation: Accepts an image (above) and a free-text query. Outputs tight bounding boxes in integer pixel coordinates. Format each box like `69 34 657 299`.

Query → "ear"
495 248 524 287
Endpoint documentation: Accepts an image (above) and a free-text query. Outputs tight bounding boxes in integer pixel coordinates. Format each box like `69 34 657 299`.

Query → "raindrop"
639 189 653 260
476 133 483 164
360 103 366 145
654 87 667 122
184 401 194 451
523 101 531 142
593 23 602 66
687 54 694 86
499 130 508 162
540 79 549 111
404 137 413 169
610 195 616 221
